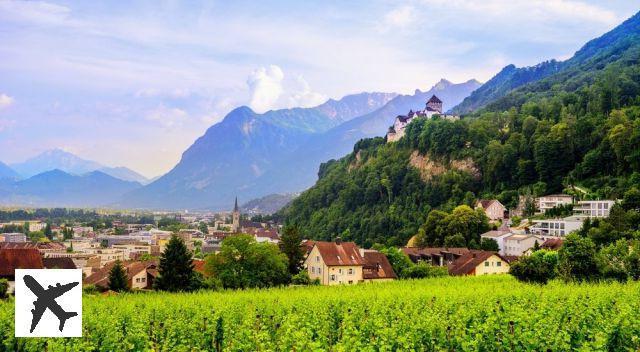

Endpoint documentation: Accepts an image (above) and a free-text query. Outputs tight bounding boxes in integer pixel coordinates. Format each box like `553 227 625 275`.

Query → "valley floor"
1 276 639 351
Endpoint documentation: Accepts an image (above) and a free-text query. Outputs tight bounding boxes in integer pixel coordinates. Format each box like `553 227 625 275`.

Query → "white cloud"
247 65 285 113
246 66 327 112
382 5 416 31
145 105 188 128
288 75 326 108
0 94 14 109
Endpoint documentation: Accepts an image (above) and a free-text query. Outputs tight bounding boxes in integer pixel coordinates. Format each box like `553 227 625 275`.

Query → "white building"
112 243 153 260
503 234 543 256
480 230 512 255
530 217 584 238
0 233 27 243
573 200 616 218
537 194 574 213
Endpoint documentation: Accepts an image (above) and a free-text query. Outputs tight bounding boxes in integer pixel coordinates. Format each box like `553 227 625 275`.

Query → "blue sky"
0 0 638 177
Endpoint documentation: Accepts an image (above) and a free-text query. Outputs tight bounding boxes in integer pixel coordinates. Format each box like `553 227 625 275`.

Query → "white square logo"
14 269 82 337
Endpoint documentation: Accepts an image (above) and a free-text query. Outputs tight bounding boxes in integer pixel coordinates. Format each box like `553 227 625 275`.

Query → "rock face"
408 151 480 181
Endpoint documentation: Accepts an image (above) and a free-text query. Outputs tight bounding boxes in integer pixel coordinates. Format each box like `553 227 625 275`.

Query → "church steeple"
232 196 240 233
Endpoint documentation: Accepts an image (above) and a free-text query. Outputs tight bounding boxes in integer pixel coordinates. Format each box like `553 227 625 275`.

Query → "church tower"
232 196 240 233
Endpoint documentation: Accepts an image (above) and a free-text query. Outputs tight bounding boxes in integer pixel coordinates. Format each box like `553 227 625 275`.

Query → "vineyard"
1 276 639 351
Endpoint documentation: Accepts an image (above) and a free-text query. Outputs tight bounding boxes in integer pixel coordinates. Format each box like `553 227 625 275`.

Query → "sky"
0 0 638 178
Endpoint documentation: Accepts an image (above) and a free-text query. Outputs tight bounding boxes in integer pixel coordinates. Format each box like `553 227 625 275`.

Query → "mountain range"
9 149 150 184
0 169 141 208
120 80 480 210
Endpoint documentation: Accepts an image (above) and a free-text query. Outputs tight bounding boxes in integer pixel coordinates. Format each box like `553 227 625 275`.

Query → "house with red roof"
0 248 44 293
304 239 396 285
448 251 510 276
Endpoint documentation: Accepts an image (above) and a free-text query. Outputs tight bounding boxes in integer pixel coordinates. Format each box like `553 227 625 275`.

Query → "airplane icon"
23 275 79 333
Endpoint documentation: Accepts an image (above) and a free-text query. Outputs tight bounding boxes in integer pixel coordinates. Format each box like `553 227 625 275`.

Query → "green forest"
279 13 640 248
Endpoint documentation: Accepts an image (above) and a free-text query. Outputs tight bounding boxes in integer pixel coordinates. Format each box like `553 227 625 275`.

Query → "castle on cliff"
386 95 459 142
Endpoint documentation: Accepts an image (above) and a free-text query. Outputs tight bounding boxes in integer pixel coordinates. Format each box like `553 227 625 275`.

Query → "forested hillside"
280 12 640 247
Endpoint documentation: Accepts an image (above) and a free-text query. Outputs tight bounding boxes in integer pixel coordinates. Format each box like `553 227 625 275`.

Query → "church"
386 95 459 142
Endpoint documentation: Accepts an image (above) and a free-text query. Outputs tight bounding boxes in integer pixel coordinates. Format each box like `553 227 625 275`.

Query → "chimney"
335 237 342 245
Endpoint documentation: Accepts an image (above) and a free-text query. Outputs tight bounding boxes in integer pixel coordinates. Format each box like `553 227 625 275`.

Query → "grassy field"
1 276 639 351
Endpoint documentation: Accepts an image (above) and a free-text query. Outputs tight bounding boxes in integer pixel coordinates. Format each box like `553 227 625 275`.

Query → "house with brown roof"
0 248 44 293
448 251 510 276
42 257 77 270
304 239 365 285
541 238 564 251
361 250 397 282
476 199 507 221
84 260 158 290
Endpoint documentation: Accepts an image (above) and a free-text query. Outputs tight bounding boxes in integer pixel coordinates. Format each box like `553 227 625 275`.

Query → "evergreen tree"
279 225 305 275
154 234 197 292
108 260 129 292
43 223 52 240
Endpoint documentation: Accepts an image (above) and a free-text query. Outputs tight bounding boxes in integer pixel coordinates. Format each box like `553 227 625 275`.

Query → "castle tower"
426 95 443 113
232 196 240 233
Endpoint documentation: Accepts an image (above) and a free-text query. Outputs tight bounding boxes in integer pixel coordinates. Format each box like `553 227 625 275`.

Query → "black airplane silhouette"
23 275 79 333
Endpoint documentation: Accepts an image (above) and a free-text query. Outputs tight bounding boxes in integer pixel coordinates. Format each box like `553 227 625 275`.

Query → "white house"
573 200 616 218
537 194 574 213
503 234 543 256
530 217 584 238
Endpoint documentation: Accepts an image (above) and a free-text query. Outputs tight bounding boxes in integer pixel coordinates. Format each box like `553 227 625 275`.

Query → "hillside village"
0 177 622 292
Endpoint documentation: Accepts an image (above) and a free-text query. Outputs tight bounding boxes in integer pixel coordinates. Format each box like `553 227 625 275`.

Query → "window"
311 267 315 274
338 268 342 274
497 262 501 267
330 274 336 281
316 256 320 262
136 278 140 283
484 262 489 267
318 267 321 274
348 268 354 275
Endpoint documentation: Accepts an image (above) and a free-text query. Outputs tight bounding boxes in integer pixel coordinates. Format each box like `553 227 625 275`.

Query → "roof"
84 260 157 287
302 240 316 255
248 228 279 240
448 251 506 276
427 95 442 103
233 196 239 212
0 242 66 250
43 257 77 269
0 248 44 276
480 230 511 238
505 234 541 242
541 238 564 250
477 199 504 209
362 250 397 280
314 241 365 266
193 259 206 274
